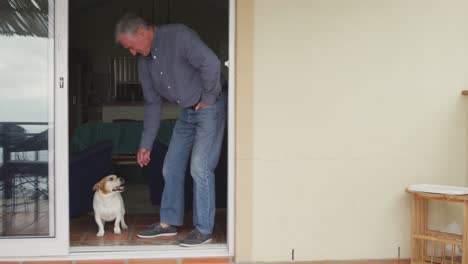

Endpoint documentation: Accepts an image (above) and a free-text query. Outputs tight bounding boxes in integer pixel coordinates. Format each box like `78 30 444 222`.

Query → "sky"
0 36 53 123
0 36 52 162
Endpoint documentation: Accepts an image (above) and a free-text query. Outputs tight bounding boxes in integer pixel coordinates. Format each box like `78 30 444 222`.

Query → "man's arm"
181 26 221 106
138 58 162 151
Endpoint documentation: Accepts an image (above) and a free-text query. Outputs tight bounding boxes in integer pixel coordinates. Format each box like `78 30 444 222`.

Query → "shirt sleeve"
181 26 221 105
138 57 162 151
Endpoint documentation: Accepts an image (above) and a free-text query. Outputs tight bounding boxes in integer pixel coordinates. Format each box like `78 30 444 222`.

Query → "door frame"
70 0 236 259
227 0 236 256
68 0 236 258
70 0 237 257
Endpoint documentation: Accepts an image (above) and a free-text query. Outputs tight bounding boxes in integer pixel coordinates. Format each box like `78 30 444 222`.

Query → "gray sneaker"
137 224 178 238
179 229 213 247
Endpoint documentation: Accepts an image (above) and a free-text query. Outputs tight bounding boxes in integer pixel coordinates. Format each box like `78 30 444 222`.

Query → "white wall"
244 0 468 261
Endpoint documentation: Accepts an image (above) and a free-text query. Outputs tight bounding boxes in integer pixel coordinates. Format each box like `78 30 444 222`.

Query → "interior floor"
70 209 227 246
71 179 227 246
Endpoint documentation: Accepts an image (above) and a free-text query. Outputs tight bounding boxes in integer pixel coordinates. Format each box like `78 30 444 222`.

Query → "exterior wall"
235 0 468 262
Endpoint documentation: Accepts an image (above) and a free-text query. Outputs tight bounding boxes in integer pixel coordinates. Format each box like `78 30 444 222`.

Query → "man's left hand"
194 101 208 111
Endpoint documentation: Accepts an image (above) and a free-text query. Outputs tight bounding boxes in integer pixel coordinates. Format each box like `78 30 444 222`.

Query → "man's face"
118 29 151 56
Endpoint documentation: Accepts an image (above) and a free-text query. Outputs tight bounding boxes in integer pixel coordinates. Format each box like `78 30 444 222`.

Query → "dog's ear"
93 182 102 192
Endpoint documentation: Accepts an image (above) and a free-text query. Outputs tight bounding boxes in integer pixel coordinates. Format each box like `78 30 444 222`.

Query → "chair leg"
412 195 428 264
462 201 468 264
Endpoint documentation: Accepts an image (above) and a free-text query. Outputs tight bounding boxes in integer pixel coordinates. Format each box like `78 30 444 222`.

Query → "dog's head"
93 175 125 194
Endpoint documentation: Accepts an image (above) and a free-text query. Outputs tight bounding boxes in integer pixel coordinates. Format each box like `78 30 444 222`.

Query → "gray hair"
115 13 151 43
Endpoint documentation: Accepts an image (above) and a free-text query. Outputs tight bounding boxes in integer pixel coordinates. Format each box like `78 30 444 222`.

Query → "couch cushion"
70 120 175 154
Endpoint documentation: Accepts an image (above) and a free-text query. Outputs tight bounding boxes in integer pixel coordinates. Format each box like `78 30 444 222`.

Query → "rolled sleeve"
138 58 162 151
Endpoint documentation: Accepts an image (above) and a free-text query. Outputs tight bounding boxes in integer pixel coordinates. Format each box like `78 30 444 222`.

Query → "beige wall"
235 0 254 262
235 0 468 262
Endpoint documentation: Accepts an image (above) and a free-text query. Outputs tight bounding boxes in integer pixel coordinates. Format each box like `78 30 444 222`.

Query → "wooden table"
407 189 468 264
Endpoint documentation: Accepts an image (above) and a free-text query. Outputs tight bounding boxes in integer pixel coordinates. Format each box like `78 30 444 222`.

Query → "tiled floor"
1 196 49 236
70 179 227 246
70 209 227 246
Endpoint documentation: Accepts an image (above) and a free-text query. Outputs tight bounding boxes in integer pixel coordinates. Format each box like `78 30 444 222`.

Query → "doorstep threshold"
69 243 230 260
0 244 230 262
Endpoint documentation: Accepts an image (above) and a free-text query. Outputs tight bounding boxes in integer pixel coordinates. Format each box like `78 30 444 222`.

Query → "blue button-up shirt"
137 24 222 150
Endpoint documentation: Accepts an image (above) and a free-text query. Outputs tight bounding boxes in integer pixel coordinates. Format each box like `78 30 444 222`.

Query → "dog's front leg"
95 214 105 237
120 213 128 230
114 215 122 235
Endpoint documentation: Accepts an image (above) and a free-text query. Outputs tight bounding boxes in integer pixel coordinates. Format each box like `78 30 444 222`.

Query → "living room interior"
67 0 230 247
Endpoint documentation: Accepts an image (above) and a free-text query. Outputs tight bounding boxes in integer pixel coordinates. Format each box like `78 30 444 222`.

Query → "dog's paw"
114 228 121 235
96 230 104 237
121 223 128 229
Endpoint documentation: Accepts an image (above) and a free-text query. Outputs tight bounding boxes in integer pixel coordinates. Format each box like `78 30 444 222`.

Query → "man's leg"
138 111 195 239
190 94 227 235
160 110 195 226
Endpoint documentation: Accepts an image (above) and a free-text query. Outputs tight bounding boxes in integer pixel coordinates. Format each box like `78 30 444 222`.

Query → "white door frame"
227 0 236 256
0 0 69 257
70 0 237 257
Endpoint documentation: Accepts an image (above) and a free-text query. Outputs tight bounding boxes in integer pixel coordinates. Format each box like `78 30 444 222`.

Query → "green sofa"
70 120 176 155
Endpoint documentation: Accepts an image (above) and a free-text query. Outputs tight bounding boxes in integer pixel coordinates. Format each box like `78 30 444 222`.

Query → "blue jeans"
160 93 226 234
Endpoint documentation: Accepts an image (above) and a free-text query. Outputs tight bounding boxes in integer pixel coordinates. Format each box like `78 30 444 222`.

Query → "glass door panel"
0 0 68 257
0 0 56 239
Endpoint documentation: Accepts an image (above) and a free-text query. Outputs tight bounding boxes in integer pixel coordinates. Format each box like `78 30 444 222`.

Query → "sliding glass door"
0 0 68 256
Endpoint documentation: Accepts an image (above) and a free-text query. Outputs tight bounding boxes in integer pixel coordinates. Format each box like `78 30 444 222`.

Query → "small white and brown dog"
92 175 128 236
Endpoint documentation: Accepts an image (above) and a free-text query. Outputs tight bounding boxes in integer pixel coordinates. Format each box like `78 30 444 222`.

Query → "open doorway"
68 0 230 248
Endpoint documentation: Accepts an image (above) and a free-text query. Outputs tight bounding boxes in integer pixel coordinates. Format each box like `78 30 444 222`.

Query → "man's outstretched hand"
137 148 151 167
